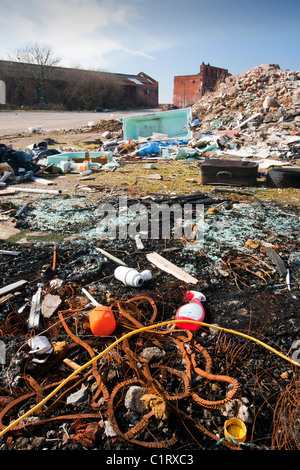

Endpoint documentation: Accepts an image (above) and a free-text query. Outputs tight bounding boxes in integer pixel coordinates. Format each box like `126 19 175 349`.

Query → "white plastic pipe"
13 187 62 194
0 171 12 182
114 266 152 287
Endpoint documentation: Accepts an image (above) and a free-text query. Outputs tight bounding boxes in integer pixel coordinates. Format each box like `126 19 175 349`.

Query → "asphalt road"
0 109 160 136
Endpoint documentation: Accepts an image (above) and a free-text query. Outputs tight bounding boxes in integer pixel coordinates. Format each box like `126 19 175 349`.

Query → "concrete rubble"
0 63 299 452
191 64 300 163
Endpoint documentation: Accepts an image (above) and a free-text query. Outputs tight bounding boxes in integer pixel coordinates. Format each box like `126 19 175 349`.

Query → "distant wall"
0 60 158 110
200 63 230 95
173 74 202 107
173 63 230 107
0 80 5 104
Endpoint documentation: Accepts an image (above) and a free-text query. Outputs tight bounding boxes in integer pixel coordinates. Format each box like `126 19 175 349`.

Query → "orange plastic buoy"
89 305 116 337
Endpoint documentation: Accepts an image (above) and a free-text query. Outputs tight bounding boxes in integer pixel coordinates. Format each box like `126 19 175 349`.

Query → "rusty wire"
220 253 274 291
0 310 27 337
0 287 298 450
271 378 300 450
104 296 242 448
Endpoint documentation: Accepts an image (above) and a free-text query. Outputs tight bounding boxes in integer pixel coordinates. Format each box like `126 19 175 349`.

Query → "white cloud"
0 0 155 67
119 46 155 60
57 38 156 71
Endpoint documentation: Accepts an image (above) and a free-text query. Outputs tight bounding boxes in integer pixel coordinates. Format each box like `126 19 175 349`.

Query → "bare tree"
9 42 61 106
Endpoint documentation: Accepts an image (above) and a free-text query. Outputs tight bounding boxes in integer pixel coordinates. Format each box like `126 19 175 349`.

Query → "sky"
0 0 299 104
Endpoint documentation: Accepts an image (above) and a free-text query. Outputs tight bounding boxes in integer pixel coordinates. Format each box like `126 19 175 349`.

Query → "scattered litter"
66 385 88 405
175 290 206 331
114 266 152 287
0 279 28 296
0 63 299 452
27 336 53 355
28 283 43 330
123 108 193 141
135 234 144 250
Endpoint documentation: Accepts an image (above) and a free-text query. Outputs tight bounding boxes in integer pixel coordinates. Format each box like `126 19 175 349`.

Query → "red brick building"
115 72 158 109
0 60 158 110
173 62 230 107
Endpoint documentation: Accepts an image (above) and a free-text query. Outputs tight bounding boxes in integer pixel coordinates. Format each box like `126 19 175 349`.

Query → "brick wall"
173 63 230 107
0 60 158 110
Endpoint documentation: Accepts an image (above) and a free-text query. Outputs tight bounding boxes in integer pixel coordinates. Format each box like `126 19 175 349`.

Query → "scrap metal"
0 290 244 450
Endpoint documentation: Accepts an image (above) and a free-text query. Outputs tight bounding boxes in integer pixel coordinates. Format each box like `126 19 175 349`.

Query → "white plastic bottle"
114 266 152 287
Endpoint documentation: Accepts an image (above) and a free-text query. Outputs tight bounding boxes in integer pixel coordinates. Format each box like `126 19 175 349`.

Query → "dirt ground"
1 118 300 208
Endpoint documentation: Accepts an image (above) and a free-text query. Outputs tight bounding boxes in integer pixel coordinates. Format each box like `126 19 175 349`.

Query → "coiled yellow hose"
0 319 298 438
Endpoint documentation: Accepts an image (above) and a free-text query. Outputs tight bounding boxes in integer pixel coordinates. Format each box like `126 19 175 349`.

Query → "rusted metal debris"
220 253 274 291
272 378 300 450
0 287 245 450
0 280 299 451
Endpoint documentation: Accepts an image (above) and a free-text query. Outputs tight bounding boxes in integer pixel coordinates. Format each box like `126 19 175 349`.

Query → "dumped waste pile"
0 187 299 451
191 63 300 162
0 208 299 451
0 64 299 453
1 63 300 184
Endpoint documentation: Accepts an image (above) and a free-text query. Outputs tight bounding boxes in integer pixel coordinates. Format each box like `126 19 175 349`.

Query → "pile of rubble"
191 64 300 161
91 65 300 168
69 118 123 139
1 63 300 185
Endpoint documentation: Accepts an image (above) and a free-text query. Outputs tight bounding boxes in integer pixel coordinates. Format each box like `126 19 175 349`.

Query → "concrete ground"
0 109 160 136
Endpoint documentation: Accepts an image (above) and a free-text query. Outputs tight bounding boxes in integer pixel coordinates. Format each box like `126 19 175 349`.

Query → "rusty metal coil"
0 292 242 449
0 310 27 337
148 364 191 401
0 375 101 433
177 407 241 451
272 378 300 450
116 295 158 330
107 378 179 448
190 359 240 409
58 308 109 405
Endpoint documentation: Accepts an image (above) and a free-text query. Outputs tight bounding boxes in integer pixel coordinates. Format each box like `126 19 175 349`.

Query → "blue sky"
0 0 299 103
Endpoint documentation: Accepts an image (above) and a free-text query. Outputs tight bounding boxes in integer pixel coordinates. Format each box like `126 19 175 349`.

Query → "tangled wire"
0 283 299 450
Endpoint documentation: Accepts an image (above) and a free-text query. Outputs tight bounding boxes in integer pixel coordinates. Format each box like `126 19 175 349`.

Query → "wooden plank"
0 280 28 296
0 249 21 256
0 293 14 305
0 189 16 196
95 247 127 266
31 176 54 185
146 252 198 284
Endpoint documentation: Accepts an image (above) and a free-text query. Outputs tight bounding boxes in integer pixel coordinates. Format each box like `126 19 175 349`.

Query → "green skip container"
123 108 192 141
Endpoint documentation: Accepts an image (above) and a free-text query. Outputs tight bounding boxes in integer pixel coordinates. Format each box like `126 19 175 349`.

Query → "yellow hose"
0 319 298 438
